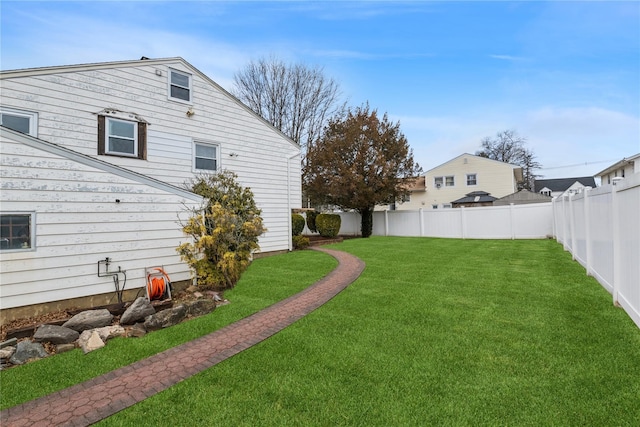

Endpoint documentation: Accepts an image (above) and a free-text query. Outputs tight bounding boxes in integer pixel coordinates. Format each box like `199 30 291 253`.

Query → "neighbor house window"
445 176 455 187
0 108 38 136
443 204 452 209
432 204 438 209
169 69 192 103
194 141 219 171
466 174 477 186
1 213 35 251
400 193 411 203
434 177 443 188
98 116 147 159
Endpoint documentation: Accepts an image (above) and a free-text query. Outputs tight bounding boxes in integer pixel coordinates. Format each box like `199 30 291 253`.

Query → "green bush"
306 210 319 233
291 213 305 236
316 214 341 238
292 235 310 249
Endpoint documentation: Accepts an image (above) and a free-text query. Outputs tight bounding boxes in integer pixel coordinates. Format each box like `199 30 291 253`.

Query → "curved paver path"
1 247 365 427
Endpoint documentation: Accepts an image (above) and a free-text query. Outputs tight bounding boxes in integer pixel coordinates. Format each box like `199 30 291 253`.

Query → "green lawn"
4 238 640 426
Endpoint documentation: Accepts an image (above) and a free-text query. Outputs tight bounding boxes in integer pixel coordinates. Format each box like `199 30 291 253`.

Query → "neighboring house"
595 153 640 185
493 189 552 206
391 153 522 210
534 177 596 198
383 176 426 211
451 191 496 208
0 57 301 320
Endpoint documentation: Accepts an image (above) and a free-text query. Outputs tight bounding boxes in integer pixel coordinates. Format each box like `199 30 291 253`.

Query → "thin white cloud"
490 54 528 62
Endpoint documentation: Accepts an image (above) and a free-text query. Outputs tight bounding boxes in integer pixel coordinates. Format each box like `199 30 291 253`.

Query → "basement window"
1 212 35 251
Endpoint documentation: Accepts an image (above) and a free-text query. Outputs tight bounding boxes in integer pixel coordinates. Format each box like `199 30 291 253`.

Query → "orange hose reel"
146 267 171 301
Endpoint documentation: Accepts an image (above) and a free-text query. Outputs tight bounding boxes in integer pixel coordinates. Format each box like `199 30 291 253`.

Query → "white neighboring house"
390 153 522 210
534 177 596 198
595 153 640 186
0 57 301 320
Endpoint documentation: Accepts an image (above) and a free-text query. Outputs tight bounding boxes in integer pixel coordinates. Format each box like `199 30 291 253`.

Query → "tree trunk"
360 207 373 238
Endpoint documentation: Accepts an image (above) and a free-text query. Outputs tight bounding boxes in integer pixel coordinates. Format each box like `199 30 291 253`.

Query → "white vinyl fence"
553 173 640 328
328 202 554 239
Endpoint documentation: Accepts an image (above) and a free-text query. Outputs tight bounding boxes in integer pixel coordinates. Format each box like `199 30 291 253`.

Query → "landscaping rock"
120 297 155 325
128 323 147 338
56 343 76 354
63 309 113 332
1 337 18 349
186 299 217 317
9 341 48 365
33 324 79 344
94 325 126 342
78 330 105 354
0 345 16 361
144 304 187 330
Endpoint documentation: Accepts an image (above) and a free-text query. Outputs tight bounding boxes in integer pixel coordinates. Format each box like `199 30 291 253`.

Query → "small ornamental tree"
178 171 266 291
306 210 319 233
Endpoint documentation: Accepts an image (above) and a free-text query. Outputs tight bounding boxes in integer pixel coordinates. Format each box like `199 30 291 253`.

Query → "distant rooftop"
534 177 596 193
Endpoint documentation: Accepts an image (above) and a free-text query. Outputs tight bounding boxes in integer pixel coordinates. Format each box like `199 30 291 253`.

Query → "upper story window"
445 176 455 187
194 141 219 171
169 69 192 103
97 112 147 160
466 173 477 186
434 177 443 188
1 212 35 252
0 108 38 136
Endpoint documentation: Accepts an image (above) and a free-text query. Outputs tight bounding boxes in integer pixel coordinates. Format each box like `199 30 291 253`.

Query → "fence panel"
553 173 639 328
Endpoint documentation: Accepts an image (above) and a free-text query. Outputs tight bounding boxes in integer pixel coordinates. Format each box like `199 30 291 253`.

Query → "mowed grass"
0 250 337 409
96 237 640 426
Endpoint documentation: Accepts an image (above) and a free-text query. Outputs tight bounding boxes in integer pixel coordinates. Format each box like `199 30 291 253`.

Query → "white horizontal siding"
1 58 301 256
0 137 201 309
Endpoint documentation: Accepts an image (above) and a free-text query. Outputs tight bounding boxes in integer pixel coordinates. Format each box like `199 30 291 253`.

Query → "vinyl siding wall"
1 135 202 310
0 59 301 253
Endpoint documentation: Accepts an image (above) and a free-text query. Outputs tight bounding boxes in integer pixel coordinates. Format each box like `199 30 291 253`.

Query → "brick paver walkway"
1 247 365 427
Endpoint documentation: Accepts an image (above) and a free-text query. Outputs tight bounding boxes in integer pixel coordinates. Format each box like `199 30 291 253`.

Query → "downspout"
286 150 301 251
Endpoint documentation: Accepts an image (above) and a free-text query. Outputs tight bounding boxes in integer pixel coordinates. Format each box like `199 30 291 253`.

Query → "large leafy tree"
304 104 422 237
476 129 541 190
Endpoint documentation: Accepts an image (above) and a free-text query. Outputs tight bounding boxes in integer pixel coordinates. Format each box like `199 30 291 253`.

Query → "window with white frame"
169 69 192 103
194 141 219 171
466 173 477 186
97 115 147 159
434 177 443 188
443 203 452 208
0 108 38 136
432 204 438 209
445 176 455 187
1 212 35 251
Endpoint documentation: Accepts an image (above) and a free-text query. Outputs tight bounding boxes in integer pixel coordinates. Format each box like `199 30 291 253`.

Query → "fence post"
460 206 466 239
509 203 515 240
419 208 424 237
612 182 620 306
561 196 568 250
569 193 577 260
384 209 389 237
584 188 592 276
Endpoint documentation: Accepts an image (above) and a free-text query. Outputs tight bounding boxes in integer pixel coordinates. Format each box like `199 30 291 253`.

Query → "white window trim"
445 175 455 187
193 140 220 172
466 173 477 186
1 211 36 252
105 117 138 157
168 68 193 104
0 107 38 137
434 176 444 189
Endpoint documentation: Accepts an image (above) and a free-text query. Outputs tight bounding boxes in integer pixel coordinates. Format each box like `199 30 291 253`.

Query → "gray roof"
451 190 497 204
534 177 596 193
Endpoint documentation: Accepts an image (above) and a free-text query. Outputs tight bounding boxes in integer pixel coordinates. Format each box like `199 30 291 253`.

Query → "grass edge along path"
0 249 337 410
101 237 640 427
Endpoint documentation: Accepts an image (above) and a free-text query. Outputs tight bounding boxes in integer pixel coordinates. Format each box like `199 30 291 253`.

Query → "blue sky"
1 1 638 179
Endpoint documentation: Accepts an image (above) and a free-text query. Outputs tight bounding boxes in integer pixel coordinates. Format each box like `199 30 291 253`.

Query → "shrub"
306 210 319 233
316 214 341 238
177 171 266 291
292 235 310 249
291 213 305 236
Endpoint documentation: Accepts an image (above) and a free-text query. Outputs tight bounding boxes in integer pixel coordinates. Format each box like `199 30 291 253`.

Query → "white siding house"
0 57 301 320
